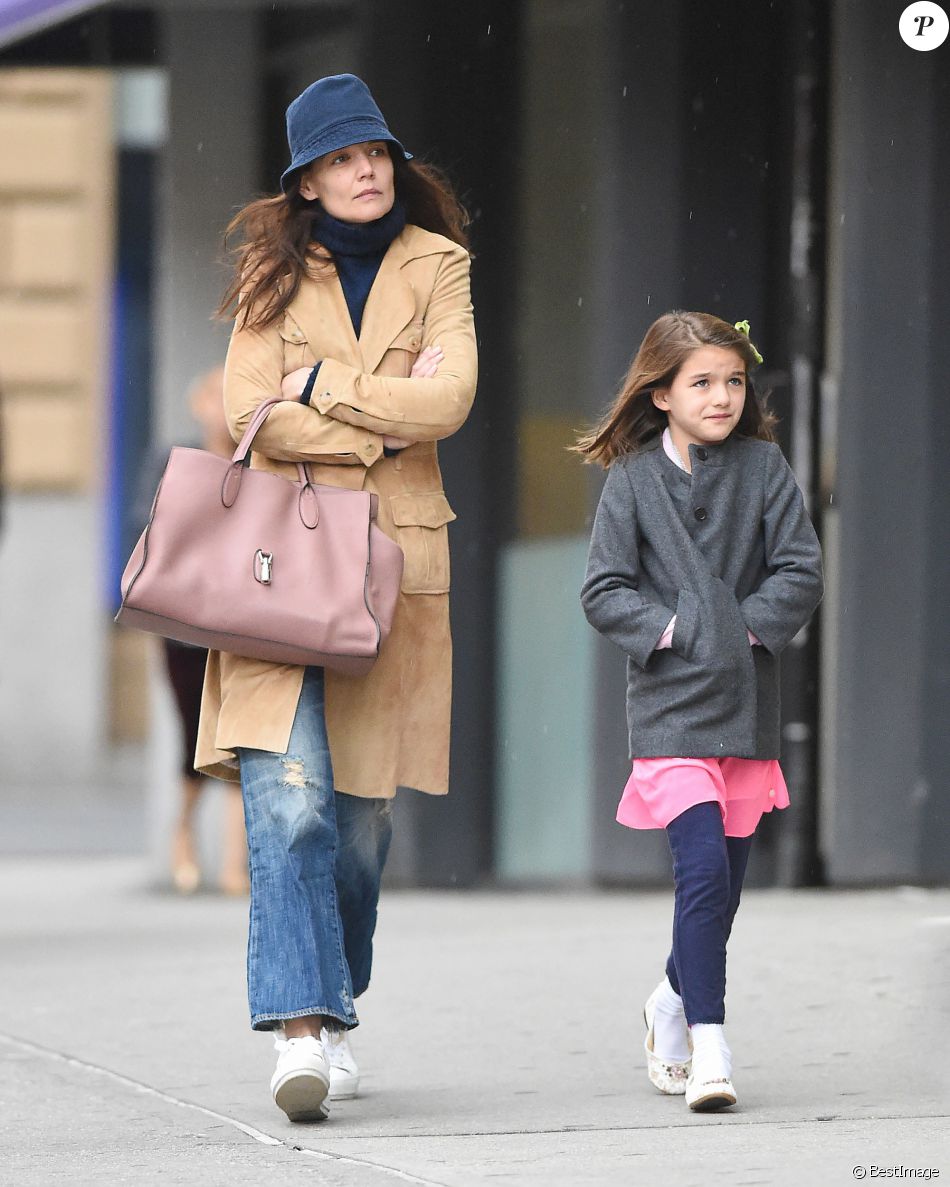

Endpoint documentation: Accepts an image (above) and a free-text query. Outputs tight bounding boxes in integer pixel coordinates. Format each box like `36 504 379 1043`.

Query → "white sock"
689 1023 732 1081
651 976 691 1063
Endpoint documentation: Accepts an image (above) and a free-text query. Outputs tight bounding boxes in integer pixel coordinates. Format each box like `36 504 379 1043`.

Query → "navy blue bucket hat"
280 73 412 193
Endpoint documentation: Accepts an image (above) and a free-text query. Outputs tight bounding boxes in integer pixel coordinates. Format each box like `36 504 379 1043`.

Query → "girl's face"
298 140 395 224
652 346 747 455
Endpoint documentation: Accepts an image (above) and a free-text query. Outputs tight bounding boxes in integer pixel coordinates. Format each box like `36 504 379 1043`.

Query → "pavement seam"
311 1113 950 1140
293 1146 447 1184
0 1031 281 1145
0 1031 447 1186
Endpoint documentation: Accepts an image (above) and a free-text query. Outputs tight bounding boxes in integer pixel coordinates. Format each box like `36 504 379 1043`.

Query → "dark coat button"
695 447 708 461
694 507 708 521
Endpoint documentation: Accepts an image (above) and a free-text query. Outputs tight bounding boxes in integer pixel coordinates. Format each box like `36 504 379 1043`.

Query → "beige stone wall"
0 68 113 491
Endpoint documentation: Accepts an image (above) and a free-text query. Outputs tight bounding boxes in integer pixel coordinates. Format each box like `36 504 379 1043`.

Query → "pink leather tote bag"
116 398 404 675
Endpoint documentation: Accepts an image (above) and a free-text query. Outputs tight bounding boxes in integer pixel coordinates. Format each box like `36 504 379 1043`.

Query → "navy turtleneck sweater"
299 199 406 453
298 200 406 407
313 199 406 336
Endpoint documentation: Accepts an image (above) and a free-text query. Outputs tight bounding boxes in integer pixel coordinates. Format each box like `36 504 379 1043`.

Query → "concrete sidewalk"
0 857 947 1186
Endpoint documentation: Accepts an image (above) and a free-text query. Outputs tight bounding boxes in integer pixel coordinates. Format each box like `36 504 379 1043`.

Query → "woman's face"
298 140 395 223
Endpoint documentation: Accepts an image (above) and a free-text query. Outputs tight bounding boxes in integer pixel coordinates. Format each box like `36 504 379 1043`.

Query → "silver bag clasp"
254 549 273 585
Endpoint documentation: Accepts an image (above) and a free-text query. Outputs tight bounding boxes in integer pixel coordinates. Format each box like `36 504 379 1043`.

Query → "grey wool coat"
581 435 823 760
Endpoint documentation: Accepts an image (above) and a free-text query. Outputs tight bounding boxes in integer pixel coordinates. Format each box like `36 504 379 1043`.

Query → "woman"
195 73 477 1122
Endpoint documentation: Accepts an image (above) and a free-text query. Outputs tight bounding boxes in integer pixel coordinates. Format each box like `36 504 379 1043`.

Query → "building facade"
2 0 947 886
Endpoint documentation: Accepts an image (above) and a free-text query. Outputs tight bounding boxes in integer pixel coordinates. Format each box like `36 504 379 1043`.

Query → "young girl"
576 311 822 1112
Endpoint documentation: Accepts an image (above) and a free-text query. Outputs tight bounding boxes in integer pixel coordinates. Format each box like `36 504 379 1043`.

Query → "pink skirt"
617 756 790 838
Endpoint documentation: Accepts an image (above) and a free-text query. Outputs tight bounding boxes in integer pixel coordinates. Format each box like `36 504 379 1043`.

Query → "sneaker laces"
273 1032 323 1055
321 1028 350 1055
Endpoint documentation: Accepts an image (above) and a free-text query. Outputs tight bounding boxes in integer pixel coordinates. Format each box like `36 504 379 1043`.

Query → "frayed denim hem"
251 1005 358 1033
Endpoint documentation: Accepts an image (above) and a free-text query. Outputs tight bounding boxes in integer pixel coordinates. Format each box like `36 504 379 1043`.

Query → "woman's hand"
410 345 443 379
384 346 443 451
282 347 444 447
281 367 314 401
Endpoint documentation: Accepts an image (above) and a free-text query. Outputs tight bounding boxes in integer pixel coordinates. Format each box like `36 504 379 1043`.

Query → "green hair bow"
734 319 764 365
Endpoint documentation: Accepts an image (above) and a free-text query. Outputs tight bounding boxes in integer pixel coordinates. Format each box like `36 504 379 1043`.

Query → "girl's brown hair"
218 150 471 330
573 310 776 467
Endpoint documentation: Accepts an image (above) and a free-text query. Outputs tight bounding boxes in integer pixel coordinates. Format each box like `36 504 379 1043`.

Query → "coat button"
410 337 421 349
694 507 708 521
365 443 376 455
768 788 776 799
695 447 708 461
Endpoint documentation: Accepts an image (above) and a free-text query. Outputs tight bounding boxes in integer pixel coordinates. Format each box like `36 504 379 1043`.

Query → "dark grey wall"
920 60 950 883
587 0 685 885
827 0 950 883
366 0 522 886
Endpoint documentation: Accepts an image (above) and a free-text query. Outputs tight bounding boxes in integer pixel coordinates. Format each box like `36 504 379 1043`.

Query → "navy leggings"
663 801 754 1026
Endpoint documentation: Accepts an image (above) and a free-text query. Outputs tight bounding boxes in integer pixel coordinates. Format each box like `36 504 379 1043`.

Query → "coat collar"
287 224 454 375
645 433 737 471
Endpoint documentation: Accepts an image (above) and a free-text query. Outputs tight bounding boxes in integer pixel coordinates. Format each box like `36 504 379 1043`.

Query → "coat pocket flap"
388 322 424 352
390 491 456 529
278 315 307 344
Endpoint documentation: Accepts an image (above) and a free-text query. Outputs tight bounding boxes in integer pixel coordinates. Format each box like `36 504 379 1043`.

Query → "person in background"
133 366 250 896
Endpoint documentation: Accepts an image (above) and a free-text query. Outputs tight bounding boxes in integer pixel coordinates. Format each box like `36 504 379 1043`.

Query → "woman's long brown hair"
218 151 471 330
572 310 776 467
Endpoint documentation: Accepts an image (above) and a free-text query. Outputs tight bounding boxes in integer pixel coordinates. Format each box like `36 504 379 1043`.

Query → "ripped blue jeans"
237 667 393 1031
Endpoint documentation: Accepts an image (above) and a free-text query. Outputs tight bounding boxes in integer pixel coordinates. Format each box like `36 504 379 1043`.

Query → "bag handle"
230 397 284 465
221 398 315 522
219 396 379 525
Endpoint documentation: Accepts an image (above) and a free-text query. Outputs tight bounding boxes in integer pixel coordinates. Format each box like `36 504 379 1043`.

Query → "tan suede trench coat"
195 224 477 797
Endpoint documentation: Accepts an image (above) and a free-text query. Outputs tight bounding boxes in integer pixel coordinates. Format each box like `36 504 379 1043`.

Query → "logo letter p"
900 3 948 50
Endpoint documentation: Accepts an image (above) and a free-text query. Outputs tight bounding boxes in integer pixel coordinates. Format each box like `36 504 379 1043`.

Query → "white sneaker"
322 1026 360 1100
270 1035 330 1122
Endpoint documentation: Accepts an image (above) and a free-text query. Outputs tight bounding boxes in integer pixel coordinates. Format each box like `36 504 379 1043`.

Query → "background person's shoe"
171 859 199 894
171 821 200 894
643 981 691 1095
270 1035 330 1121
322 1027 360 1100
